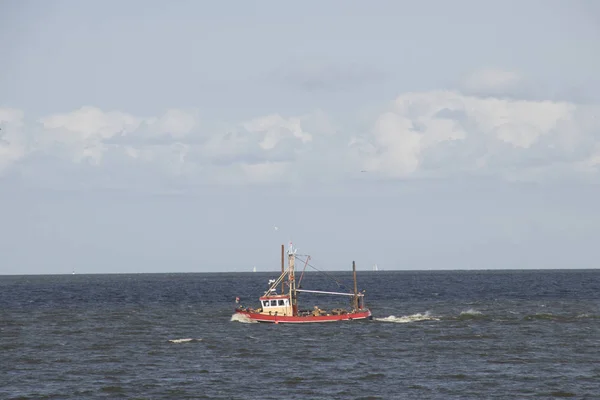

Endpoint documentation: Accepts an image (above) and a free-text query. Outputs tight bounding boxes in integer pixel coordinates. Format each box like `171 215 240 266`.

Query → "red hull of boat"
235 309 372 323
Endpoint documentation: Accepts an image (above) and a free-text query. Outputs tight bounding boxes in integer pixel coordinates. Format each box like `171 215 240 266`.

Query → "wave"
374 311 440 323
457 308 485 320
230 313 258 324
168 338 202 344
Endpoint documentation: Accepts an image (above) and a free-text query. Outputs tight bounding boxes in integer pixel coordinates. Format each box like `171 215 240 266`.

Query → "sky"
1 0 599 274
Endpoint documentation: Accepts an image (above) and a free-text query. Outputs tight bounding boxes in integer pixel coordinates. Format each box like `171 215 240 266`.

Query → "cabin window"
270 300 277 306
262 300 269 308
278 300 285 306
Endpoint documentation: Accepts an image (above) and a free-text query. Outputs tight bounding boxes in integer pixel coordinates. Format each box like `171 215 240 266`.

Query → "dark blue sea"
1 270 599 399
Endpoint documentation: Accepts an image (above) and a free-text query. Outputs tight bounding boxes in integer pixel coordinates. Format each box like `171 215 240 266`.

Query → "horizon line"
2 267 599 276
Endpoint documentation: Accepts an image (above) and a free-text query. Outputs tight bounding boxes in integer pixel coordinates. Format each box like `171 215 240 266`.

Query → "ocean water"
1 269 599 399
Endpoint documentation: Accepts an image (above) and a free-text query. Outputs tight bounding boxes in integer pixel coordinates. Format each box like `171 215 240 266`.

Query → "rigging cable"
294 255 352 291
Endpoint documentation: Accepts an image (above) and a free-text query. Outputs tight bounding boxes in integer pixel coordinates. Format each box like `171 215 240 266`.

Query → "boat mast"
352 261 359 310
281 244 285 294
288 242 298 316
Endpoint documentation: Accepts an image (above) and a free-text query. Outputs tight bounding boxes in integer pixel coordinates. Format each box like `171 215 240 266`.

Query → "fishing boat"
234 242 372 323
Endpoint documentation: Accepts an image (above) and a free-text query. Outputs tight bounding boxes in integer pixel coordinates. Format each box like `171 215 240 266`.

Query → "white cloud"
2 87 600 187
354 90 598 181
40 106 141 143
37 107 200 165
0 108 24 125
38 106 143 164
362 111 423 177
243 114 312 150
144 108 199 138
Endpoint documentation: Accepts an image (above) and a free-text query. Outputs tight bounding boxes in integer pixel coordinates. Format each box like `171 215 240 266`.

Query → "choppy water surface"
1 270 599 399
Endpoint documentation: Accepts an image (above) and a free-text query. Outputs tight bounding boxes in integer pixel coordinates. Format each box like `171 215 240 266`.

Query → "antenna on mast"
288 241 297 255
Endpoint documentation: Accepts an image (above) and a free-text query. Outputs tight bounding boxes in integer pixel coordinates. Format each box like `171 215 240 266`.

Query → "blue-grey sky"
1 0 599 274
